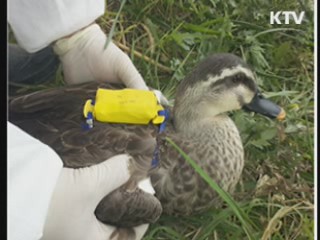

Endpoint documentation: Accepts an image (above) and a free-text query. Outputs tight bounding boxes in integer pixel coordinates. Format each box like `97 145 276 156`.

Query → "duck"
9 53 285 239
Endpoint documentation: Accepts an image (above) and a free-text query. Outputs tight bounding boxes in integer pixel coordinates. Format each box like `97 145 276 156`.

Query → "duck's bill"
243 93 286 120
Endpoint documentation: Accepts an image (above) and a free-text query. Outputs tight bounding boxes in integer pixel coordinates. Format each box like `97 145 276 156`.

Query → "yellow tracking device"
83 88 165 125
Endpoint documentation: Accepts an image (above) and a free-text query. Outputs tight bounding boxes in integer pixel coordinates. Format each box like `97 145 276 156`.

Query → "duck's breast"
151 117 244 215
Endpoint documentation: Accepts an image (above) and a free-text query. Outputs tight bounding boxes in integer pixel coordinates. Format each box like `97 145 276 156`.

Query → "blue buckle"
151 109 169 168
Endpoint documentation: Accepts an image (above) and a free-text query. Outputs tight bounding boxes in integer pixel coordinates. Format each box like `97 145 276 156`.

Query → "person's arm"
8 0 145 87
8 122 150 240
8 0 105 53
8 0 168 105
8 122 62 240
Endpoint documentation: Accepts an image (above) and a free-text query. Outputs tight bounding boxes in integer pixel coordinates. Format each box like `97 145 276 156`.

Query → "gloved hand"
41 154 149 240
53 23 146 89
10 123 150 240
53 23 169 106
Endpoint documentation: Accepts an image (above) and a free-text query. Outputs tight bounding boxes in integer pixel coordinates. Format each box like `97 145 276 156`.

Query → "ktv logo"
270 11 305 24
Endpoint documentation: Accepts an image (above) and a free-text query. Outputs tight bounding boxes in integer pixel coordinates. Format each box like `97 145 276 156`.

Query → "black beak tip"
243 93 286 121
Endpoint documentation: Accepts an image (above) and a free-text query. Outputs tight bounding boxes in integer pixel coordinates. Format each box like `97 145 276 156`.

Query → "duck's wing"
9 82 158 168
9 82 163 234
95 186 162 227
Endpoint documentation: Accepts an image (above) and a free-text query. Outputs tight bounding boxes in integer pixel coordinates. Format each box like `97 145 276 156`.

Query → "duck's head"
173 53 285 131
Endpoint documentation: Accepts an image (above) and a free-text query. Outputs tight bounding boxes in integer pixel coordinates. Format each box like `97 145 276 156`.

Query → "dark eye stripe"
209 77 229 89
210 74 257 92
232 73 246 83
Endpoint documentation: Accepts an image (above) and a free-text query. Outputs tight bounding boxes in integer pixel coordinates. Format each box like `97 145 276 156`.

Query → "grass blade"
104 0 127 50
166 137 257 239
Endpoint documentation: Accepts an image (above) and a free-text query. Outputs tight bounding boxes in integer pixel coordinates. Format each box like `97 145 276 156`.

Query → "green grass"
9 0 314 239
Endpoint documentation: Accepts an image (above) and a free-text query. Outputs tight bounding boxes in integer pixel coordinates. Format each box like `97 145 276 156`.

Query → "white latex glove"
41 154 149 240
53 23 147 89
53 23 169 106
8 122 149 240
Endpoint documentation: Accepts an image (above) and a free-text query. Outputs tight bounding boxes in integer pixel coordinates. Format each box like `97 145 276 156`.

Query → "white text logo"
270 11 305 24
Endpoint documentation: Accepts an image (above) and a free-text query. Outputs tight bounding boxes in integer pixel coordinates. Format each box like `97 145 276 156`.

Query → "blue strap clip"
82 100 95 131
151 109 169 168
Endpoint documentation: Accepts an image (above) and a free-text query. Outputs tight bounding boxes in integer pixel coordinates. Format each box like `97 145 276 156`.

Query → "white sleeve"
8 122 63 240
8 0 105 53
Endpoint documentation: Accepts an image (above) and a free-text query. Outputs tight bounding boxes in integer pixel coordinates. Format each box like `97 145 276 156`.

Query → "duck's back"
9 82 158 168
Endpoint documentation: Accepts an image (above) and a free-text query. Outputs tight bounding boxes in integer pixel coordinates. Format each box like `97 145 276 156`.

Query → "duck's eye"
232 73 245 84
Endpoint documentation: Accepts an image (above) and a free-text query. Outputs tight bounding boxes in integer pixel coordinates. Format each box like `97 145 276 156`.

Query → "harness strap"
151 109 169 168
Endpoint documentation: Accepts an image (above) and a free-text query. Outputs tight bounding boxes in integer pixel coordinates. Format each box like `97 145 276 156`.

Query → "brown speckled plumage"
153 116 244 215
9 53 282 239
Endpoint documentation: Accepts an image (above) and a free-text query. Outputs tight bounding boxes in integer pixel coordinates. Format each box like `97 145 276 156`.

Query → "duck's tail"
109 227 136 240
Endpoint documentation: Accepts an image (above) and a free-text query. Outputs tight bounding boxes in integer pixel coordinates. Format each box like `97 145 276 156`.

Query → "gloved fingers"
94 220 117 240
95 220 149 240
152 89 170 106
88 29 148 89
110 46 148 90
133 224 149 240
61 154 132 206
86 154 132 196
